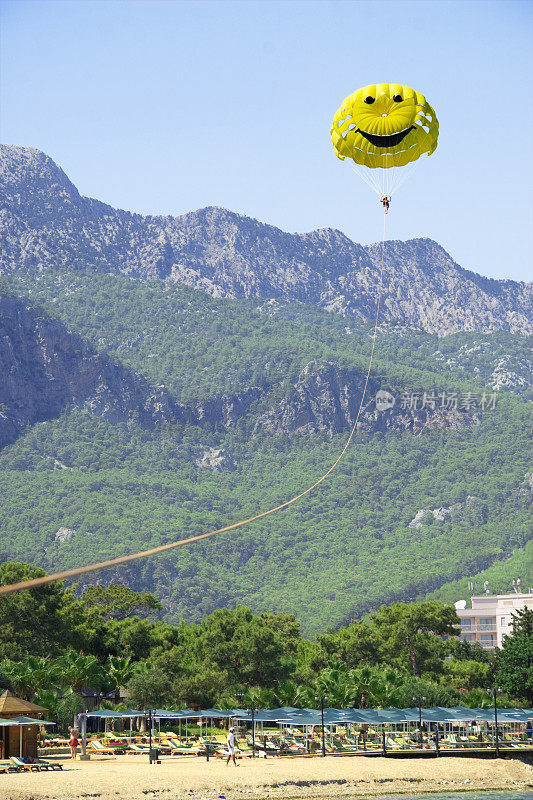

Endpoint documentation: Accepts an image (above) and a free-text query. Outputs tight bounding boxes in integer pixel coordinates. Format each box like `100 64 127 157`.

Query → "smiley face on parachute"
331 83 438 169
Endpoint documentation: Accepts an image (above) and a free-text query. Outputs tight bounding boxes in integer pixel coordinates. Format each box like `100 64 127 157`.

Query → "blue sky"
1 0 532 281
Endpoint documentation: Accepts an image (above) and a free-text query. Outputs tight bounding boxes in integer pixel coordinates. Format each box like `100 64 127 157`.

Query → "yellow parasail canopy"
331 83 438 169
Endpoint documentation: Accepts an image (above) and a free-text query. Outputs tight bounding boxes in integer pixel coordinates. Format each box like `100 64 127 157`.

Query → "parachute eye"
393 94 403 102
364 96 375 104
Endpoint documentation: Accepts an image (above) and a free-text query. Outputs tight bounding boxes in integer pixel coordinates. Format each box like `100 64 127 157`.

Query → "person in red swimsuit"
69 729 79 760
381 196 390 213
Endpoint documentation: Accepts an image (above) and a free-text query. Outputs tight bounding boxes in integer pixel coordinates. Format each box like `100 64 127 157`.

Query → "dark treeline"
1 563 531 733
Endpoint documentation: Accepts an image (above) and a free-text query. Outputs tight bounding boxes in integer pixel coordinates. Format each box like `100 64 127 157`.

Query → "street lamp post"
250 706 256 758
493 686 502 758
146 709 152 763
315 694 329 757
97 691 104 735
413 695 426 748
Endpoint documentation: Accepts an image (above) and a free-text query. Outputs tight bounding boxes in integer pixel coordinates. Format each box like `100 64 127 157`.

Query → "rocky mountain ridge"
1 144 531 336
0 292 477 450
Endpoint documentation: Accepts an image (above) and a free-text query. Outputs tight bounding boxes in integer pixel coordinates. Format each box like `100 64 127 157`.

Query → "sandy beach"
2 754 533 800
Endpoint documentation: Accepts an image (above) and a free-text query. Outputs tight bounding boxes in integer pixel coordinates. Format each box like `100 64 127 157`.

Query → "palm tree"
292 684 316 709
237 686 275 709
371 667 405 707
314 662 355 707
350 666 385 708
55 651 103 695
1 656 59 699
32 688 60 719
105 655 134 704
273 680 300 707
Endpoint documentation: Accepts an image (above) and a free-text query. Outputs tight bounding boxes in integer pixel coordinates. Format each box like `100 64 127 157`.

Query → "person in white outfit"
226 726 237 766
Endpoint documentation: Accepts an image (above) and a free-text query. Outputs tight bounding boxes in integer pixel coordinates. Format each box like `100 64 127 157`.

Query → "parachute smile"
358 126 415 148
331 83 439 171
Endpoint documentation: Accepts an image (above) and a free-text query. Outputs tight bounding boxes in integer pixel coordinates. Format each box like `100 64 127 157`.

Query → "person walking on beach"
226 726 238 766
69 728 79 760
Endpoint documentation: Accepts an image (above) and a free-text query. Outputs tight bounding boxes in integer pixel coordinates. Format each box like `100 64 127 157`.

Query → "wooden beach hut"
0 690 49 759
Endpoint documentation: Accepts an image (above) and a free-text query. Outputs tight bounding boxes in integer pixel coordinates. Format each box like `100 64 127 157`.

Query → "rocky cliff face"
1 144 531 336
0 292 478 449
254 361 478 436
0 292 179 448
0 292 268 448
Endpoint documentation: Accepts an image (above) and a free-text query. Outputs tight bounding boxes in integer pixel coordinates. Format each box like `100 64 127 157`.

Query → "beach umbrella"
200 709 235 719
376 708 412 723
86 709 122 717
233 708 281 722
498 709 533 722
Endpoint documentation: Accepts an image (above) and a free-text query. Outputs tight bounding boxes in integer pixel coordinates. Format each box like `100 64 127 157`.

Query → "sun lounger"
199 737 218 754
0 761 21 773
385 737 402 750
503 734 524 748
90 740 126 754
11 756 63 771
104 737 128 747
10 756 43 771
279 738 308 755
441 734 462 749
246 734 277 753
332 736 358 753
29 757 63 770
161 739 200 756
402 736 421 750
127 743 151 753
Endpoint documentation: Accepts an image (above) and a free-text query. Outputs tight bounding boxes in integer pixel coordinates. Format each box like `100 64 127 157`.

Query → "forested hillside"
0 268 531 633
2 267 531 404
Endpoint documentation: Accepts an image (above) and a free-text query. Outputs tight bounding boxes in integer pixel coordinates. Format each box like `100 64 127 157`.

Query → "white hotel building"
455 592 533 650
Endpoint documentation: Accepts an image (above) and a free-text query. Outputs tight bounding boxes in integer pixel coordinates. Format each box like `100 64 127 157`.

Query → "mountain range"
1 144 532 337
0 143 531 632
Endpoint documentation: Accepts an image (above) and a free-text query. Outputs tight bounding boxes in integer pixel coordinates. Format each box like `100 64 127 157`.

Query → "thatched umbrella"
0 690 48 717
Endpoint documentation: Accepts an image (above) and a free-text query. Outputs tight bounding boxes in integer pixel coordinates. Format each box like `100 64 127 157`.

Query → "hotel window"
501 617 506 625
480 633 494 642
